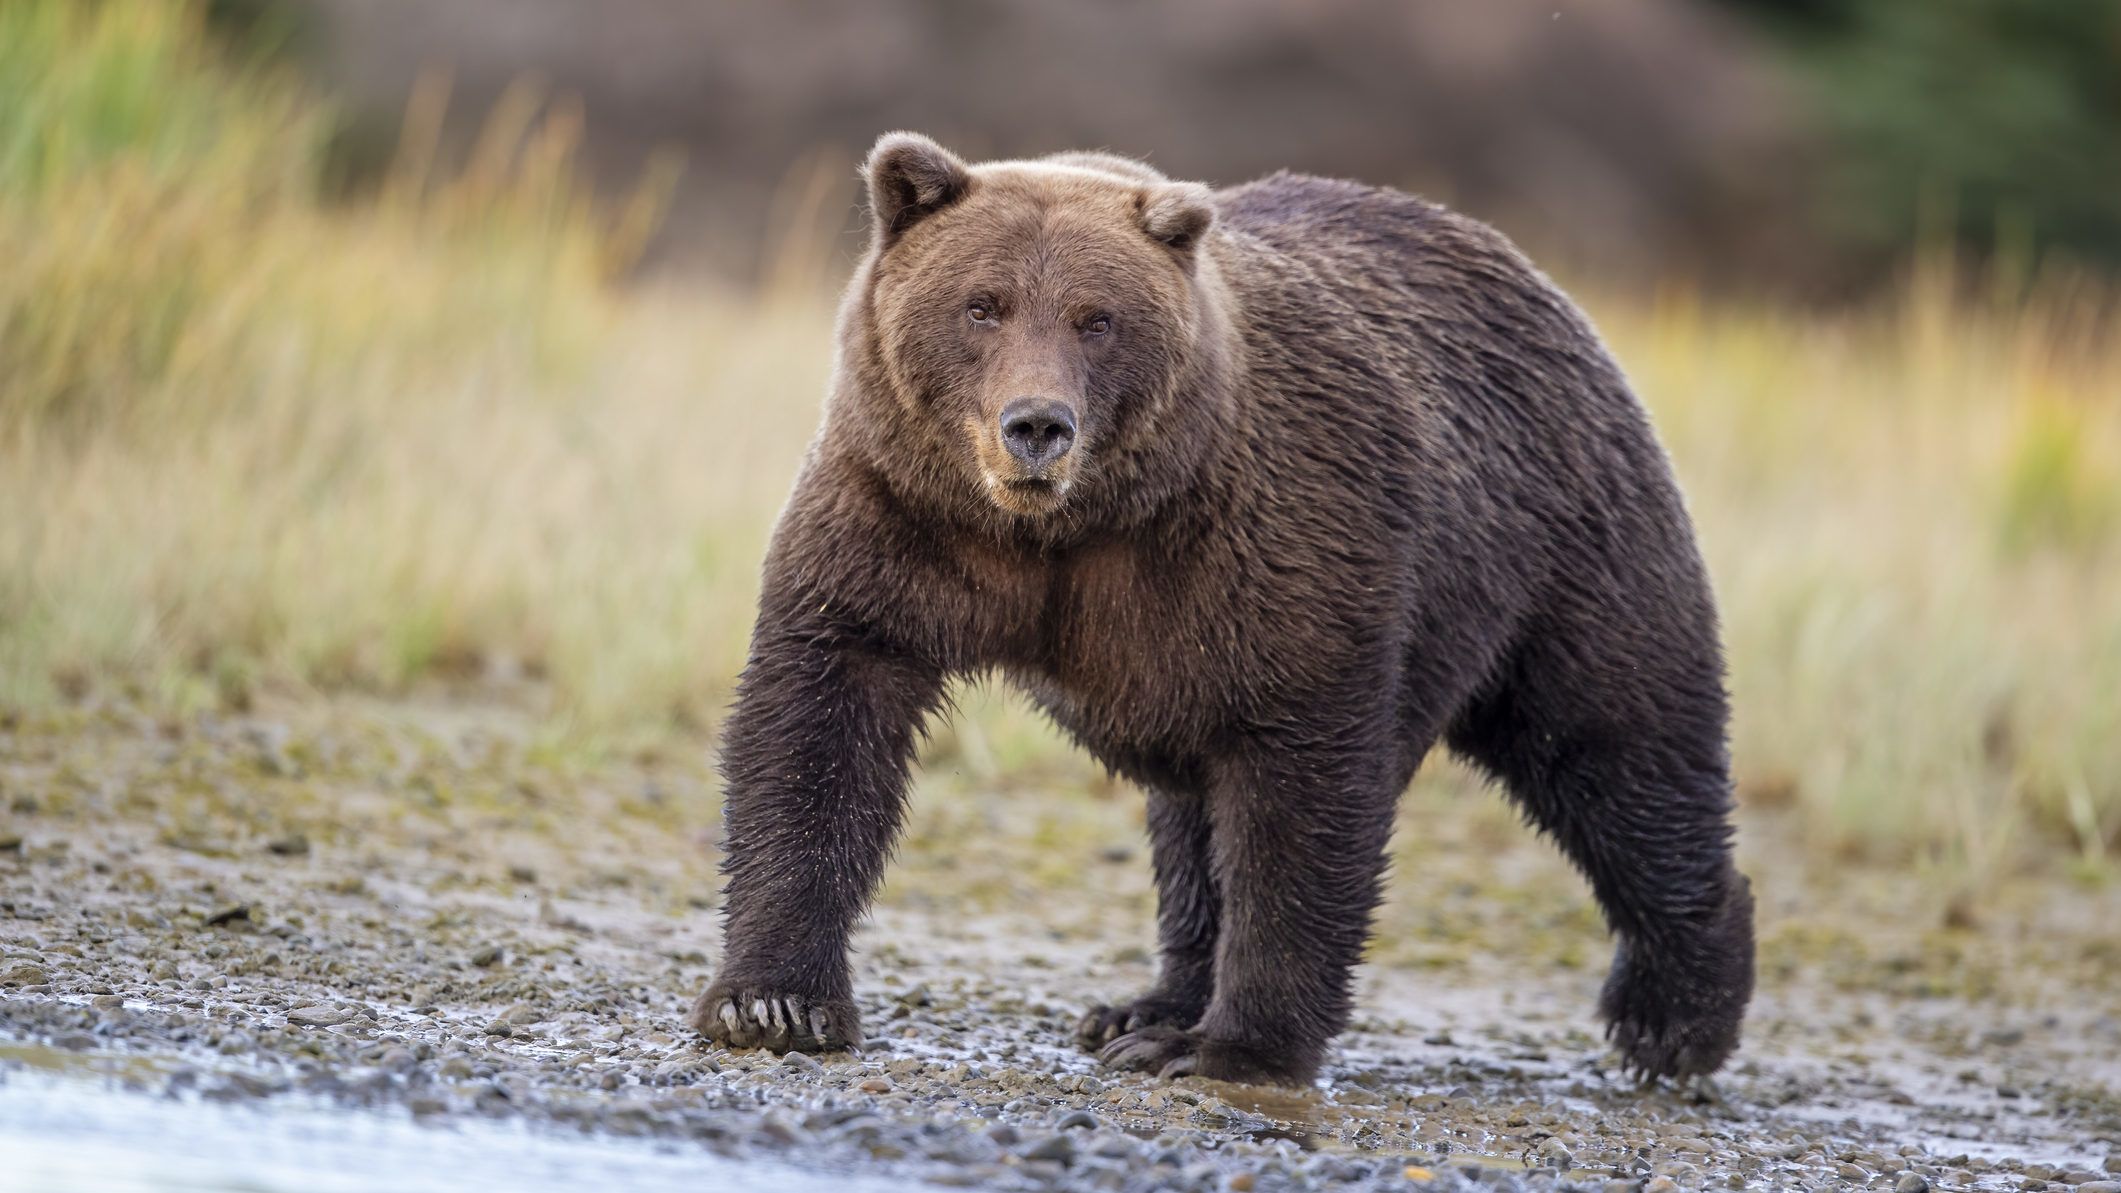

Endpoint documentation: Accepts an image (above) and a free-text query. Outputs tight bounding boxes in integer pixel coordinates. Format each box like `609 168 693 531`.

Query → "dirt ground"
3 696 2119 1192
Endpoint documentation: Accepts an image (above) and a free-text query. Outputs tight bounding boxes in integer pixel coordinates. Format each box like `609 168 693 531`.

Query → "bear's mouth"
984 471 1072 515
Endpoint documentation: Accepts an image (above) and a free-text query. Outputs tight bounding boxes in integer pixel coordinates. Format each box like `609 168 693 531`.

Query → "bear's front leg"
688 612 944 1054
1101 723 1399 1086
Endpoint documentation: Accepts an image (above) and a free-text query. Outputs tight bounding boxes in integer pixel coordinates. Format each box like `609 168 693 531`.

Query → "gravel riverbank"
2 698 2117 1191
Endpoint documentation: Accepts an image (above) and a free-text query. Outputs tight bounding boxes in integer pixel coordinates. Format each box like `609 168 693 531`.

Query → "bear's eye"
1081 315 1112 338
966 301 996 326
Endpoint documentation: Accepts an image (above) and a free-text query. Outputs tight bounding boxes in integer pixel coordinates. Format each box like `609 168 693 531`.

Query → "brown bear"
688 132 1754 1086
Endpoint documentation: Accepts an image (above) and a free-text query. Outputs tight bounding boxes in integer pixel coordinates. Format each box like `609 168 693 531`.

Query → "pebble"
285 1005 354 1028
1055 1109 1099 1130
1896 1174 1930 1193
1667 1136 1714 1154
780 1051 823 1074
1020 1135 1075 1164
265 833 310 857
757 1115 808 1146
857 1077 894 1093
204 904 251 927
469 945 503 967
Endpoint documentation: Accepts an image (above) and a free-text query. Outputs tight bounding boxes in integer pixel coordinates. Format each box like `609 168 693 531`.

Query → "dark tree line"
1721 0 2121 279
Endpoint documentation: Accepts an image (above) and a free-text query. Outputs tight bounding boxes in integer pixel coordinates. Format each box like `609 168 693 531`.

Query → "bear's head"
850 132 1229 523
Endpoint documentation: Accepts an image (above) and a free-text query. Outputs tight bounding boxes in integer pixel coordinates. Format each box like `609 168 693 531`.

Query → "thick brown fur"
688 132 1755 1087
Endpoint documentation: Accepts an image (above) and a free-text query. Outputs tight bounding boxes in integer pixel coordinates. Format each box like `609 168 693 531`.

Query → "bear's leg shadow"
1077 787 1220 1048
1101 711 1402 1086
1447 632 1755 1082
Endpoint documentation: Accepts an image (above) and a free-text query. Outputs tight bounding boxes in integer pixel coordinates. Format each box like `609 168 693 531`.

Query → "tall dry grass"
1 1 2115 878
1610 268 2121 877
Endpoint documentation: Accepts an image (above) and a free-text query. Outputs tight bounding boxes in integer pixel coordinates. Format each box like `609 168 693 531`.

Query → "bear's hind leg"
1078 788 1219 1047
1447 638 1755 1082
1100 718 1401 1086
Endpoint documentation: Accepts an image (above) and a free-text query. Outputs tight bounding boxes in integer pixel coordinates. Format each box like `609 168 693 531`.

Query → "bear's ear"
865 132 971 247
1139 182 1215 255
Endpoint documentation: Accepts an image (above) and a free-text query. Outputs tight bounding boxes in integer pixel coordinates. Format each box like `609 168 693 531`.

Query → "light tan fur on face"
860 135 1219 527
963 413 1075 515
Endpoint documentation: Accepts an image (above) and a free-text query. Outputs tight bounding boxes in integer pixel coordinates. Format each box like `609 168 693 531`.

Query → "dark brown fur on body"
689 133 1756 1086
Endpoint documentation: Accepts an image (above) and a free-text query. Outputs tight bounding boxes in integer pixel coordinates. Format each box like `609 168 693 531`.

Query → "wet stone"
1020 1134 1075 1164
286 1005 354 1028
1895 1174 1930 1193
0 963 47 985
757 1115 808 1146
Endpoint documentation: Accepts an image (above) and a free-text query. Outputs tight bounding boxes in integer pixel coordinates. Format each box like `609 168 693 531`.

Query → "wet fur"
689 133 1755 1086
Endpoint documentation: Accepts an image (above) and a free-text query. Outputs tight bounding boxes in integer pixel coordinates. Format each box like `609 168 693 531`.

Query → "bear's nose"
998 397 1077 468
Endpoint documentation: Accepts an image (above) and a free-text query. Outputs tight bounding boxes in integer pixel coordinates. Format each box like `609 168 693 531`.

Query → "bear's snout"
998 397 1078 470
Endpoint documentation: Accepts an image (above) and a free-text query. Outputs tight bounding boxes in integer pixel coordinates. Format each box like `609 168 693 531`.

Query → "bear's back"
1209 170 1587 337
1216 172 1436 240
1211 169 1637 431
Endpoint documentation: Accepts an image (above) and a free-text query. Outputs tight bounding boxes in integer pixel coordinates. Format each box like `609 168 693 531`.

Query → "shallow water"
1 1051 927 1193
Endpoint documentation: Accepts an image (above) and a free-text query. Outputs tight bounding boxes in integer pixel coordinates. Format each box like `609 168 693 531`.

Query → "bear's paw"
686 982 862 1054
1075 993 1203 1049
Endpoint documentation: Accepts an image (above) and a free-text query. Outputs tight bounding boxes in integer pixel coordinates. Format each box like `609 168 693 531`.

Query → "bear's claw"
1098 1024 1199 1078
1075 994 1201 1049
686 983 862 1054
1602 1005 1739 1084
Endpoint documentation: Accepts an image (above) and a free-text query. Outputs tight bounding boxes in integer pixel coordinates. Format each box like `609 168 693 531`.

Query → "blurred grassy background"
0 1 2115 888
